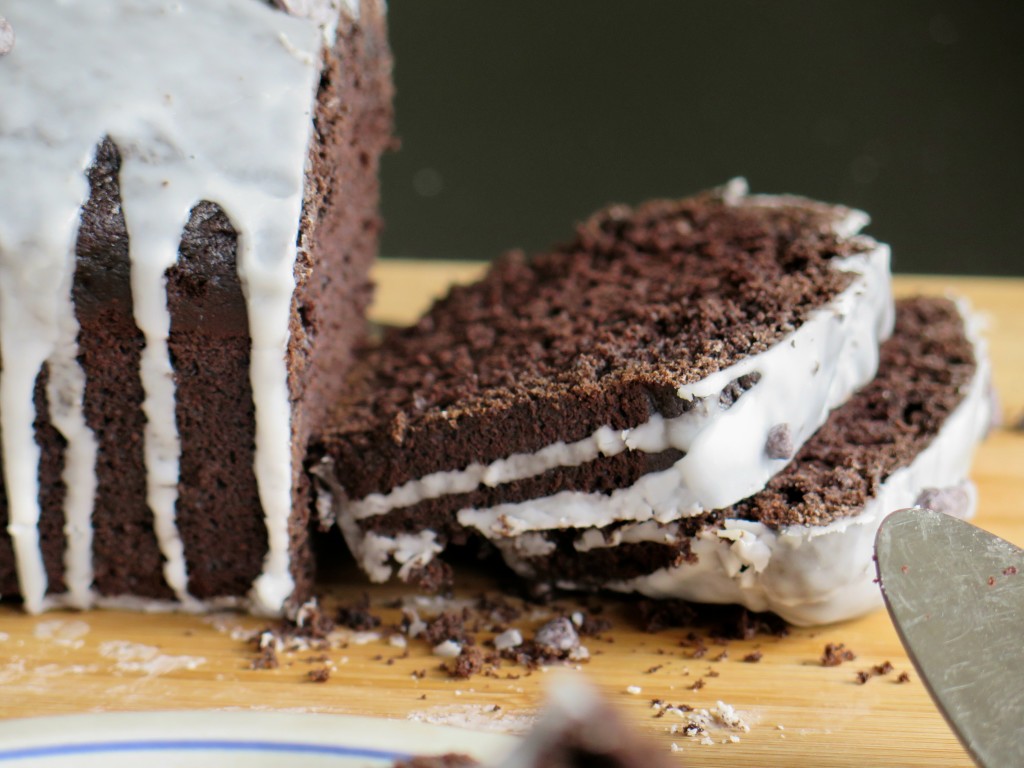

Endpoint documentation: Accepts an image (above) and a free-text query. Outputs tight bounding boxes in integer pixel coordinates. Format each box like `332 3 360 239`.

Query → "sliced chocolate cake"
322 181 894 585
0 0 392 614
491 297 990 626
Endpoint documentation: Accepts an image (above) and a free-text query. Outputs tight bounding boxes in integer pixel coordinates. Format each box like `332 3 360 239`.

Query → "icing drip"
0 0 341 613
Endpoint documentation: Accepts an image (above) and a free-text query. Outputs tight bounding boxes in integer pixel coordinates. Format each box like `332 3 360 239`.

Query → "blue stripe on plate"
0 739 411 762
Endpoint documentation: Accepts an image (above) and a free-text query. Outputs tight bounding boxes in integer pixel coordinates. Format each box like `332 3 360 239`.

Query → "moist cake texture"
323 180 894 584
0 0 392 614
493 297 990 625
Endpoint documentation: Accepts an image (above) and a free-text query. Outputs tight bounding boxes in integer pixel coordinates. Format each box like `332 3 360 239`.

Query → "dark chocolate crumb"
308 667 330 683
422 610 473 647
1004 566 1019 576
719 373 762 410
689 678 706 691
249 646 279 670
821 642 857 667
856 660 895 683
644 664 664 674
444 647 492 679
765 423 795 460
575 613 613 637
337 593 381 632
743 651 763 663
405 560 454 594
896 671 911 684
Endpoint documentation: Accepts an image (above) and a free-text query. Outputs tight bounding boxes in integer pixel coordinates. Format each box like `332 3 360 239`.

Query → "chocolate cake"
321 180 894 586
492 297 991 626
0 0 392 614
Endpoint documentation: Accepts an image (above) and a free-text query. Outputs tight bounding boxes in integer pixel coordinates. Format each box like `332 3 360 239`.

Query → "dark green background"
379 1 1023 275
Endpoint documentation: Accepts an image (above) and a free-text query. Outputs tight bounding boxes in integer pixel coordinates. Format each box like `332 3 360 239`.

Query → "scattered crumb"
307 667 330 683
423 610 473 648
336 594 380 632
250 646 279 670
742 651 763 663
896 671 911 684
626 685 642 695
855 661 895 684
444 647 494 680
821 642 857 667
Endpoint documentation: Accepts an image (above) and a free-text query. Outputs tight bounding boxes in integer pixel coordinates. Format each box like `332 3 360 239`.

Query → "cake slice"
489 297 990 626
0 0 392 614
322 181 893 585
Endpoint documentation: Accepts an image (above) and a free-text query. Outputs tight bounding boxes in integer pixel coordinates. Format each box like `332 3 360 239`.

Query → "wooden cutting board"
1 265 1022 768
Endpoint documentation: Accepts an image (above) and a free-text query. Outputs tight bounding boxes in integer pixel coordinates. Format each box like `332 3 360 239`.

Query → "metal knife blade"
875 507 1024 768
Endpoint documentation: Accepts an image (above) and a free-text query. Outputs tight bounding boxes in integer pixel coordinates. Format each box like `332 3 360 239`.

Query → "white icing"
345 239 892 536
496 302 992 626
46 294 98 610
0 0 344 613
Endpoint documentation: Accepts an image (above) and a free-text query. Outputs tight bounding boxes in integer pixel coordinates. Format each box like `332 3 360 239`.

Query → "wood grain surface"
1 264 1021 768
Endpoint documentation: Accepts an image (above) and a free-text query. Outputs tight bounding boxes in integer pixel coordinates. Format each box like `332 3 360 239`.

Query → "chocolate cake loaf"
322 181 894 586
491 297 990 626
0 0 392 614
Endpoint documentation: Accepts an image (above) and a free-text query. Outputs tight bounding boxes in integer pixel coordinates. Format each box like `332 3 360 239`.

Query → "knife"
875 507 1024 768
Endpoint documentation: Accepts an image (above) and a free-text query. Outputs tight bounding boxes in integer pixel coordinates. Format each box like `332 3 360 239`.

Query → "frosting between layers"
0 0 346 613
495 302 992 626
339 235 893 580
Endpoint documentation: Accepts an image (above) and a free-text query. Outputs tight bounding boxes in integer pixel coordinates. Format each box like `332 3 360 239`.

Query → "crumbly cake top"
339 185 871 432
738 296 977 527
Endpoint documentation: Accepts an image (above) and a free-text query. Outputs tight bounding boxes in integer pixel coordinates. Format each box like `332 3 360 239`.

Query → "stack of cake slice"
321 179 990 626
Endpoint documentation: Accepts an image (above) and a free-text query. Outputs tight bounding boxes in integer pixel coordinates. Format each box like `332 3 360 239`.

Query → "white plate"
0 711 517 766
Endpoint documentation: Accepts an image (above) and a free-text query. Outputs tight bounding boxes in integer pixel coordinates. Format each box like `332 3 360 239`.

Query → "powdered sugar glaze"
0 0 345 613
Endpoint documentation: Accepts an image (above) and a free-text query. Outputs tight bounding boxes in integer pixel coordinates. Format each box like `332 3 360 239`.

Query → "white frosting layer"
338 193 895 582
495 303 992 626
0 0 345 613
